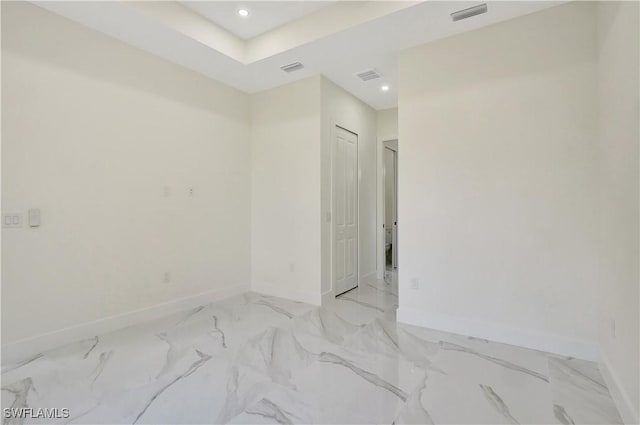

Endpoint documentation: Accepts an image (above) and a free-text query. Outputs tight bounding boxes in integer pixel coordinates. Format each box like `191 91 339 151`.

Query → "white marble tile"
399 322 552 380
344 318 439 370
337 283 398 313
226 315 428 424
322 285 397 327
229 353 414 424
288 307 365 357
0 283 625 425
387 323 555 424
226 387 313 424
548 357 623 425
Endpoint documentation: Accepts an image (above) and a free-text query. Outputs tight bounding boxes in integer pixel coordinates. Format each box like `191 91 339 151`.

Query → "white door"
334 126 358 295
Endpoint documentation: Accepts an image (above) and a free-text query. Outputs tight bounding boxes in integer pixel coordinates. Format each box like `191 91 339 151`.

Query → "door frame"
382 142 398 274
331 124 359 297
379 139 398 279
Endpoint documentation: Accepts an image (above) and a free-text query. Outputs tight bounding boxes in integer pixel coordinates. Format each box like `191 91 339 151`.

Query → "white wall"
250 76 376 304
377 108 398 143
397 2 602 359
2 2 251 356
320 77 378 298
596 2 639 422
250 76 323 304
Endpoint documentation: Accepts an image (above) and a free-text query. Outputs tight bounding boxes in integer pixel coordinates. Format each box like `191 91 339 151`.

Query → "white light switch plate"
29 209 41 227
3 213 23 228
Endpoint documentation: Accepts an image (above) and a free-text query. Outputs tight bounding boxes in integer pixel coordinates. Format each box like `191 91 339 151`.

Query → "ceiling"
180 1 333 40
31 1 565 110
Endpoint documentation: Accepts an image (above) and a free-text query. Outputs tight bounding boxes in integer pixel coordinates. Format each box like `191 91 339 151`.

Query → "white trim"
600 352 639 425
251 280 321 306
376 135 384 280
397 306 600 361
2 283 249 366
377 138 398 281
321 289 335 306
382 142 398 272
331 123 360 297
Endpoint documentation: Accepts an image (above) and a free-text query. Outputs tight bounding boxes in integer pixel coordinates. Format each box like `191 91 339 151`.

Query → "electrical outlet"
188 187 194 197
163 272 171 284
2 213 22 229
410 278 419 290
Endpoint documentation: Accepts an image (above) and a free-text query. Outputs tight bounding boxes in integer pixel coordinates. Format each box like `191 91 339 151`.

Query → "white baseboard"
251 281 321 306
600 353 639 425
321 289 335 306
397 306 600 361
2 284 249 366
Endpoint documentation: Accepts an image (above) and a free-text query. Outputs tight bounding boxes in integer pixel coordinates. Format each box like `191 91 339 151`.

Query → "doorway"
383 140 398 284
333 126 359 296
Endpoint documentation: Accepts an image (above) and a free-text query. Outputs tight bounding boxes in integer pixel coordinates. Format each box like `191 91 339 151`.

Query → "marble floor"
1 280 624 424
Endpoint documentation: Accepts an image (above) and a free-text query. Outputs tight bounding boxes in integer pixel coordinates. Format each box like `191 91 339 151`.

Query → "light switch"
2 213 22 228
29 209 41 227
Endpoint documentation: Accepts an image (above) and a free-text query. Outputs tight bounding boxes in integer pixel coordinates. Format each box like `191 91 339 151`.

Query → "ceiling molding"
30 1 565 110
125 1 418 65
180 1 334 40
126 1 245 63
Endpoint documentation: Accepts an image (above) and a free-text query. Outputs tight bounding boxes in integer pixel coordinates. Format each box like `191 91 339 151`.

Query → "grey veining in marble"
176 306 206 326
82 337 99 360
548 357 623 424
89 350 113 386
245 398 296 424
254 300 295 319
134 350 212 424
2 378 34 414
317 351 408 401
439 340 549 383
479 384 519 424
1 354 43 375
554 404 575 425
392 378 434 425
210 315 228 349
0 287 625 424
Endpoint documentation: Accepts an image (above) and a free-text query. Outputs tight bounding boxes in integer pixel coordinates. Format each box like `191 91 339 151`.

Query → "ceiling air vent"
451 3 488 21
280 62 304 73
355 69 381 82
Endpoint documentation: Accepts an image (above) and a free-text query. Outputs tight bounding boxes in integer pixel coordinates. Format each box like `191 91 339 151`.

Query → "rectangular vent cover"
451 3 487 21
356 69 381 82
280 62 304 73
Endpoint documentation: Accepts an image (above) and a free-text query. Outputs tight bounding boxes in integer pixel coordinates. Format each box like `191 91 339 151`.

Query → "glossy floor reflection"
1 280 623 424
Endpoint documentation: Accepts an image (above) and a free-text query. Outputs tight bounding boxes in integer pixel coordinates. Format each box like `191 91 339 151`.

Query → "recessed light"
381 85 390 92
237 8 249 17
